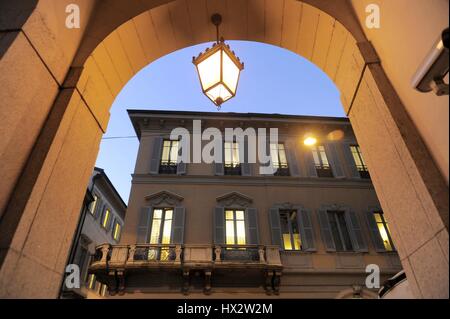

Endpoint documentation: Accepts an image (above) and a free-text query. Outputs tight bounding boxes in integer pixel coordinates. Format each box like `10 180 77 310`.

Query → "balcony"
89 243 282 295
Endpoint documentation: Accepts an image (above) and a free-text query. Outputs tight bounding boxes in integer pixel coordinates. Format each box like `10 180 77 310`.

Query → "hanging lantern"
193 14 244 110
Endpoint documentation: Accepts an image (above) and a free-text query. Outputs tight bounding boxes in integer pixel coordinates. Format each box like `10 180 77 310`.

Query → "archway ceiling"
74 0 368 131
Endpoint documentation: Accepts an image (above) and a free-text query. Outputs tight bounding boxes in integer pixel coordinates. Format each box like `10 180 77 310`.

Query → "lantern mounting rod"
211 13 222 43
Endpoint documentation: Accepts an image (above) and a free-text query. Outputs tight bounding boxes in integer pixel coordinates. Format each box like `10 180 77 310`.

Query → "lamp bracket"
211 14 222 26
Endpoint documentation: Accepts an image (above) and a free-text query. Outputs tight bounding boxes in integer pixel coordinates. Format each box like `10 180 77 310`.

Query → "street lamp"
193 14 244 110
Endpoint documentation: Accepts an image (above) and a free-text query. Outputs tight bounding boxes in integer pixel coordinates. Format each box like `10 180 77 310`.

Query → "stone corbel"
204 270 212 295
272 271 282 295
182 269 190 295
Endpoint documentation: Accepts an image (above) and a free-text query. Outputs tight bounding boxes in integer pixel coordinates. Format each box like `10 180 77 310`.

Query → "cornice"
131 174 375 190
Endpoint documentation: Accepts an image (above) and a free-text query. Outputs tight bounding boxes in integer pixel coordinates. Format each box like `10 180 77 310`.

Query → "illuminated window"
113 221 121 241
148 208 173 260
279 210 302 250
311 145 333 177
87 274 96 290
100 284 108 297
350 145 370 179
160 139 179 174
373 211 394 251
270 143 290 176
225 209 246 245
224 141 241 175
89 194 98 214
101 209 110 229
327 211 353 251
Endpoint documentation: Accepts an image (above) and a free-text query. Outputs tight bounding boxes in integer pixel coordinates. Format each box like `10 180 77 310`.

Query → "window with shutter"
325 143 345 178
342 143 362 179
136 207 153 243
245 208 259 245
159 139 179 174
224 141 241 175
350 145 370 179
279 210 302 250
213 207 225 244
318 209 336 252
297 208 316 251
149 137 163 174
311 145 334 178
344 210 368 252
270 143 290 176
224 209 246 245
327 210 353 251
171 207 186 244
269 208 282 247
367 210 395 252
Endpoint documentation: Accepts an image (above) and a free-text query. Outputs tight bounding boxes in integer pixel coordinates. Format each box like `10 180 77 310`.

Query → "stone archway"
0 0 447 298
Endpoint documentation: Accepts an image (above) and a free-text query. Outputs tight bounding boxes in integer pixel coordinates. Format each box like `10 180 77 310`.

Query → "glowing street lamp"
304 136 317 146
193 14 244 110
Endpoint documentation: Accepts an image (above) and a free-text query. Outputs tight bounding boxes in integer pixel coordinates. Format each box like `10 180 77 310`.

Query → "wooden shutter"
325 143 345 178
137 207 153 243
213 207 225 244
149 137 163 174
318 209 336 251
286 144 300 177
245 208 259 245
342 143 361 179
269 208 282 247
304 149 318 178
297 208 316 251
93 196 103 219
177 162 187 175
214 140 224 175
171 207 186 244
107 215 114 232
345 210 368 252
241 139 251 176
261 138 274 176
365 211 386 252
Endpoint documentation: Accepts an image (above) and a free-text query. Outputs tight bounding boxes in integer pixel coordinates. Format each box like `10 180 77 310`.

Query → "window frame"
149 207 174 245
350 145 370 179
270 143 290 176
159 139 179 174
373 211 395 251
224 208 246 245
311 145 334 177
224 141 242 175
89 194 98 215
279 210 302 251
101 208 111 230
112 219 122 242
327 210 354 252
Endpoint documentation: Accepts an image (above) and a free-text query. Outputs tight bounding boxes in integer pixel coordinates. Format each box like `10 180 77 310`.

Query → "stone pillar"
0 69 105 297
348 42 449 298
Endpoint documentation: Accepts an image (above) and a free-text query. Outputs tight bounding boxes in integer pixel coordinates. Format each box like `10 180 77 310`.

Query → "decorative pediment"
145 191 184 206
216 192 253 207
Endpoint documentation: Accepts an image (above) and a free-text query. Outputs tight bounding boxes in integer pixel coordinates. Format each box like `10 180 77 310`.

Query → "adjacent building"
62 167 126 299
90 110 402 298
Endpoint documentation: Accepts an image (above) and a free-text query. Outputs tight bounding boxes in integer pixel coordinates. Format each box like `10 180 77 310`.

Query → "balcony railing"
90 243 281 270
213 245 262 263
89 244 282 295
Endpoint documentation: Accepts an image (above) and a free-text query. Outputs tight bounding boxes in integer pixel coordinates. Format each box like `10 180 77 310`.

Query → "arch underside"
77 0 365 132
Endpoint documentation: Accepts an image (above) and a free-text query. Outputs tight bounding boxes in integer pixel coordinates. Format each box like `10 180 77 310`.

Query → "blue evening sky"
95 41 345 203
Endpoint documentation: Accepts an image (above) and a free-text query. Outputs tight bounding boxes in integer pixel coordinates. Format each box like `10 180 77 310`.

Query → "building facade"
90 110 403 298
62 167 126 299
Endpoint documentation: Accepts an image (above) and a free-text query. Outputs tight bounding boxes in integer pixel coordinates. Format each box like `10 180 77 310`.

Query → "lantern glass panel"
196 50 221 91
206 83 232 104
222 50 240 94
